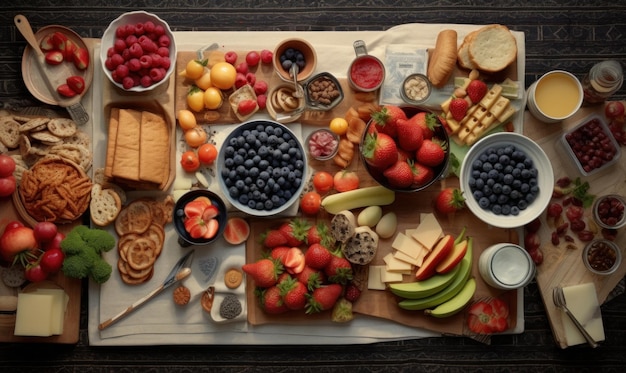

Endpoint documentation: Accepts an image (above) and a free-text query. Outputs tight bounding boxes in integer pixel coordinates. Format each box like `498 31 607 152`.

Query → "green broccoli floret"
60 230 87 255
79 228 116 254
90 259 112 284
61 254 91 279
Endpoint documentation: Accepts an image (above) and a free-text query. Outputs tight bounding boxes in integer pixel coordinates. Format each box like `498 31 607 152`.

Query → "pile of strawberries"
242 219 360 318
361 105 448 190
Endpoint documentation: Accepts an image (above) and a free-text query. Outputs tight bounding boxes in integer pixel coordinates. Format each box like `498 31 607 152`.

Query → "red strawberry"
324 255 353 285
304 243 332 270
39 34 54 51
72 47 90 70
242 258 282 288
279 218 310 247
416 138 447 167
258 285 288 314
283 247 305 274
56 84 77 98
410 161 434 187
435 188 466 214
269 246 290 264
407 111 438 140
51 31 68 50
66 75 85 95
344 283 361 302
237 99 257 116
467 80 488 104
397 148 413 163
306 222 332 247
467 297 510 334
383 160 414 189
45 50 64 65
370 105 406 138
361 131 398 170
449 97 469 121
262 229 289 248
296 266 326 291
396 118 424 151
278 276 308 310
306 284 343 314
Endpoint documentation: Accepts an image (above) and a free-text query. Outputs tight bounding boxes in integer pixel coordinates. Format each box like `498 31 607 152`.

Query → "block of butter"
14 288 68 337
561 283 605 346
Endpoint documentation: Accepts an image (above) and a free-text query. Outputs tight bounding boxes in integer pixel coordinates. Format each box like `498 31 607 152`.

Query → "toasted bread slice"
468 24 517 73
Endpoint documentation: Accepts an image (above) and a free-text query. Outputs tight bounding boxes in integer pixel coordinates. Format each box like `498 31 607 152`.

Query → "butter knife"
14 14 89 125
98 250 195 331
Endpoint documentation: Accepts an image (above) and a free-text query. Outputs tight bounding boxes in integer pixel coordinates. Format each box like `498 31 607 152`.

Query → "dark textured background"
1 1 625 372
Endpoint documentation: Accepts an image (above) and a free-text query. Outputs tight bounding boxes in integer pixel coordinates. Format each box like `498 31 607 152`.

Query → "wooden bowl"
273 38 317 82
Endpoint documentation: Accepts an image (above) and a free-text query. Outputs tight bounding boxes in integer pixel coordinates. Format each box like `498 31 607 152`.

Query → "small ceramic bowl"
303 72 344 111
266 84 305 123
173 190 227 247
305 128 339 161
582 239 622 275
400 73 432 105
100 11 176 93
273 38 317 82
593 194 626 229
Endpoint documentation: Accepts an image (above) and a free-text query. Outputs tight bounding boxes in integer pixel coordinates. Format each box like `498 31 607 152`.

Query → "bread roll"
427 29 458 87
468 24 517 73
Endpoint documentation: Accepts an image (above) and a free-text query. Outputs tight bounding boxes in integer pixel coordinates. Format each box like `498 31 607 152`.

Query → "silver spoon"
289 64 304 98
552 286 599 348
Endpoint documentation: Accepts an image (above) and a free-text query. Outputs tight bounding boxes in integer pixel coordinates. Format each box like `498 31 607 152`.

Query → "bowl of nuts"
400 73 432 105
303 72 344 111
582 239 622 275
593 194 626 230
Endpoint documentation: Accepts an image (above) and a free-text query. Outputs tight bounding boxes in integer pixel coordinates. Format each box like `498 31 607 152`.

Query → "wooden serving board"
174 50 376 126
523 105 626 348
245 153 519 336
0 198 81 344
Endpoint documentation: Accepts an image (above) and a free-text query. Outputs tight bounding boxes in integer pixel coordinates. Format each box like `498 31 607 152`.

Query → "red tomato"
300 191 321 215
197 143 218 165
333 170 359 192
180 151 200 172
39 248 65 274
0 154 16 178
312 171 334 194
25 263 48 283
0 226 37 263
223 217 250 245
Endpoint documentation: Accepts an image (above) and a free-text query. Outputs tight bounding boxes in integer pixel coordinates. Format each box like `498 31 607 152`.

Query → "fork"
552 286 599 348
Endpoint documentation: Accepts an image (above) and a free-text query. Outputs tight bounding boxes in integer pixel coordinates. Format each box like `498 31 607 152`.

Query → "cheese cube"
367 266 387 290
14 293 55 337
380 269 403 283
411 213 442 250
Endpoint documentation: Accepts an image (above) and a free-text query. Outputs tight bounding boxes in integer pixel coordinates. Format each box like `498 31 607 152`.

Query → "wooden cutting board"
523 105 626 348
245 153 519 336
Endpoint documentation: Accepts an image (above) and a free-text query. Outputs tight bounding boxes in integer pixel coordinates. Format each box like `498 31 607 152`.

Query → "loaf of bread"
427 29 458 87
467 24 517 73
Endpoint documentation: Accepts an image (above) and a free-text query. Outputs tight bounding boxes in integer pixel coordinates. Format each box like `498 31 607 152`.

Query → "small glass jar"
582 239 621 275
479 243 535 290
582 60 624 104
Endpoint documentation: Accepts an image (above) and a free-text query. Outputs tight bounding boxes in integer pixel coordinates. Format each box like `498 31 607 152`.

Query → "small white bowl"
460 132 554 228
527 70 583 123
100 11 176 93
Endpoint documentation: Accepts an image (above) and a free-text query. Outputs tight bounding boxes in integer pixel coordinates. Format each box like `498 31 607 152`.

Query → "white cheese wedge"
380 269 403 283
411 213 442 250
367 265 386 290
14 293 55 337
384 253 413 272
35 288 68 335
391 232 426 259
393 250 421 266
561 283 605 346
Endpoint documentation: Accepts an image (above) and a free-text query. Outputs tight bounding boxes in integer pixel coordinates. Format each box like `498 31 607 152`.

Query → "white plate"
460 132 554 228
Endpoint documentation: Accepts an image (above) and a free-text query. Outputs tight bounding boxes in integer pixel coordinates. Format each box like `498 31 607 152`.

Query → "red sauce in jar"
350 56 384 90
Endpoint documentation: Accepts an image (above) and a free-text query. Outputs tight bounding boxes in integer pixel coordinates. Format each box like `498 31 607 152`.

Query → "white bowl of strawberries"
100 11 176 92
360 106 450 192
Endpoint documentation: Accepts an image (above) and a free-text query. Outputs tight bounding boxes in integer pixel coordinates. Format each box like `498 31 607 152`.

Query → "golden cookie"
115 200 153 236
224 268 243 289
173 286 191 306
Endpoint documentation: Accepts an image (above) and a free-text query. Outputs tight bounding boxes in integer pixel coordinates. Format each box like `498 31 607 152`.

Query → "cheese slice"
14 293 55 337
384 253 413 272
392 232 426 259
393 250 421 266
380 269 403 283
561 283 605 346
411 213 442 250
367 265 386 290
35 288 68 335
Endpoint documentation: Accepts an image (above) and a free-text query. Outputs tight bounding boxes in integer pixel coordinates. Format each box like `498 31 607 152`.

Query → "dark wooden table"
1 1 625 372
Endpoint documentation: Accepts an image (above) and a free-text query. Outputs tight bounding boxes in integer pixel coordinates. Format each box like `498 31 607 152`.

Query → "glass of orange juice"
527 70 583 123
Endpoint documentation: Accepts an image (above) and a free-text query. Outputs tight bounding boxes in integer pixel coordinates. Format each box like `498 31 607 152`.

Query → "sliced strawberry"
66 75 85 94
63 39 77 61
73 47 90 70
202 204 219 221
45 50 64 65
237 99 257 116
56 83 77 98
51 31 68 50
40 34 54 51
203 218 219 239
183 200 207 218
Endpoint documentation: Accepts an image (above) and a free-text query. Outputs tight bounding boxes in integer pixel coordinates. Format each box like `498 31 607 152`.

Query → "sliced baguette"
457 30 478 70
90 184 122 226
468 24 517 73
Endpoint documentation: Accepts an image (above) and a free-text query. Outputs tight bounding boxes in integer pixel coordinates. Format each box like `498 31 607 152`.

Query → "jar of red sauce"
348 40 385 92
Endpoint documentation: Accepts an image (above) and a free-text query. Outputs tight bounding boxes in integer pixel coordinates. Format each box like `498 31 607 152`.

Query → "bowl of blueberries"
459 132 554 228
273 38 317 82
217 120 308 217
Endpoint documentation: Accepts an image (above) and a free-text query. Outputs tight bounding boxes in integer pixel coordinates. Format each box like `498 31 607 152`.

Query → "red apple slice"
435 239 468 274
415 234 454 281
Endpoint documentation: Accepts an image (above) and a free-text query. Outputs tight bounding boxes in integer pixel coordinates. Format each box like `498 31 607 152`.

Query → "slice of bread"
457 30 478 70
468 24 517 73
90 184 122 226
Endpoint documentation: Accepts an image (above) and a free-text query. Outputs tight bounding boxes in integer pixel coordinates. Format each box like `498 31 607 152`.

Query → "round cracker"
126 237 157 271
115 200 153 236
47 118 77 138
0 117 21 148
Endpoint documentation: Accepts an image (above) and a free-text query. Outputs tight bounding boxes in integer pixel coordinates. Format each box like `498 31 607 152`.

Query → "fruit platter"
1 17 624 347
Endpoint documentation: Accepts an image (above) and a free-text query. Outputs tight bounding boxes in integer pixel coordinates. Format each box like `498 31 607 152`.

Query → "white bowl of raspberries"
100 11 176 92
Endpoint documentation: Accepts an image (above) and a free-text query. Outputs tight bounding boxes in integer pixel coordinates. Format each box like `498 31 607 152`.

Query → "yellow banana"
424 277 476 318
